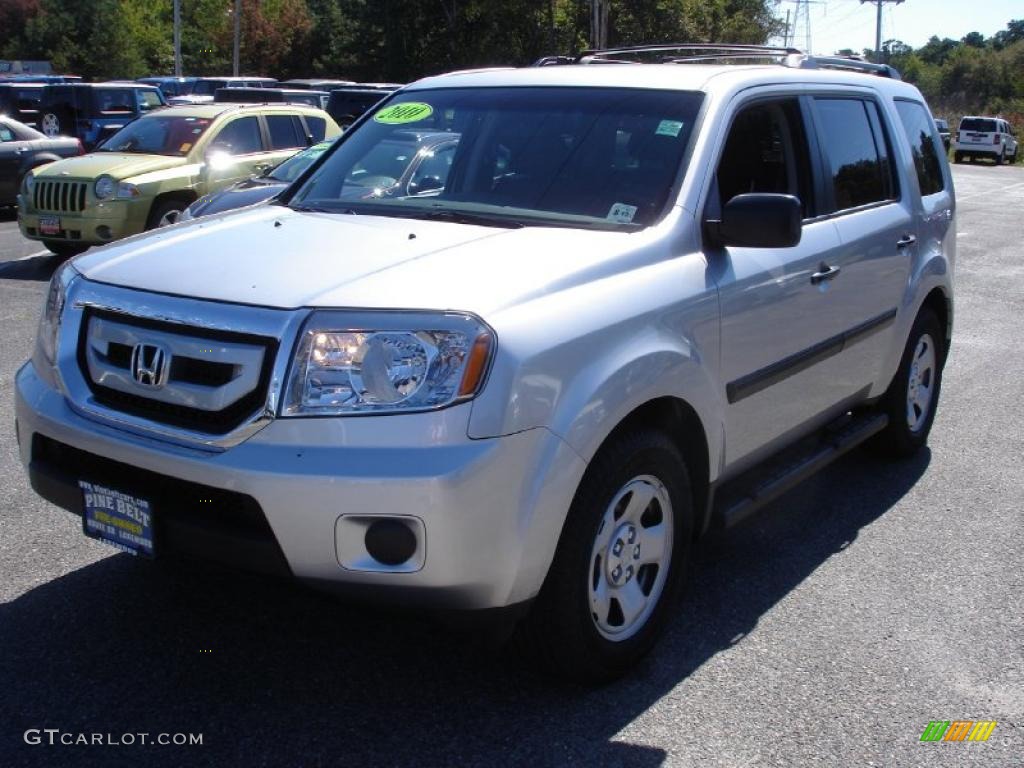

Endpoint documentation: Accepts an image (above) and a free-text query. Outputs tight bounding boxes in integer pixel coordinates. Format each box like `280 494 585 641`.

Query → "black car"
0 116 81 206
38 82 166 148
137 76 198 99
181 138 338 220
935 118 951 151
0 83 44 129
278 79 355 91
326 86 396 128
214 87 329 110
173 77 278 103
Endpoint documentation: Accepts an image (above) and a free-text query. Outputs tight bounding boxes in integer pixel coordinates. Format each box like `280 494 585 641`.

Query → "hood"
34 152 185 181
72 206 666 316
189 179 284 218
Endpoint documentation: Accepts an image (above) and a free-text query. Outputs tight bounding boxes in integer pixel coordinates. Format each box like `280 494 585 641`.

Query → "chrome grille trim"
84 315 265 411
56 279 309 452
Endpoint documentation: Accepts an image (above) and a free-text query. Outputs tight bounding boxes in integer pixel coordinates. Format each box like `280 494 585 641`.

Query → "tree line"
0 0 780 82
859 20 1024 131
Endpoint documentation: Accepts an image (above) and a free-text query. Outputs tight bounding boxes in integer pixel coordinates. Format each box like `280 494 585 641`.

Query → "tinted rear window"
960 118 997 132
895 101 945 197
814 97 896 211
266 114 304 149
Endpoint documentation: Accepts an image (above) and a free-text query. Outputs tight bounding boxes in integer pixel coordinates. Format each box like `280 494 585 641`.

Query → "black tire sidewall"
146 199 187 230
875 309 944 457
525 429 693 681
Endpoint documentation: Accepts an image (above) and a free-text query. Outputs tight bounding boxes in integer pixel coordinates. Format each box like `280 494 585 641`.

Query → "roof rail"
531 43 902 79
787 53 901 79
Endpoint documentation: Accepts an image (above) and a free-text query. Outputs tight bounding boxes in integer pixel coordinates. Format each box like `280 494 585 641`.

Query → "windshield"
268 140 335 182
99 115 212 156
292 87 702 230
192 80 226 96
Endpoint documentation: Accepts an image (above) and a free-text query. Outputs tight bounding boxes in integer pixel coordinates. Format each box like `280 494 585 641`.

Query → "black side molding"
727 308 897 404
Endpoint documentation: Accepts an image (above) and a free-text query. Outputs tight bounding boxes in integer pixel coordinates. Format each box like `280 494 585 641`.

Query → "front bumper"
17 196 149 246
15 361 586 610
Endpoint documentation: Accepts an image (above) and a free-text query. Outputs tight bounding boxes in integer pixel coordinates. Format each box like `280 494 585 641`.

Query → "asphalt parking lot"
1 163 1022 767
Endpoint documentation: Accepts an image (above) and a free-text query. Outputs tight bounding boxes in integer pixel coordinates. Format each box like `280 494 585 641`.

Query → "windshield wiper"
404 209 525 229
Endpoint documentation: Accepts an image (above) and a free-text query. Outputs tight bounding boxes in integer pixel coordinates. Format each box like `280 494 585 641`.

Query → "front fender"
469 244 723 480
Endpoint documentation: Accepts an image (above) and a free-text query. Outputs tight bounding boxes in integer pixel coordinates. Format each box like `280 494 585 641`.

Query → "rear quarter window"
894 100 945 197
304 116 327 142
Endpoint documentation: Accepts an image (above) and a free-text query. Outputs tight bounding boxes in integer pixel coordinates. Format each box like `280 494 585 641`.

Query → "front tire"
517 429 693 683
39 111 69 138
869 309 944 458
42 240 87 260
146 199 188 230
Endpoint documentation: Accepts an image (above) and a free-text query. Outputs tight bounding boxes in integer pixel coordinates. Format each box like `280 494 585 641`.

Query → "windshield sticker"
374 102 434 125
179 142 192 153
656 120 684 138
607 203 638 224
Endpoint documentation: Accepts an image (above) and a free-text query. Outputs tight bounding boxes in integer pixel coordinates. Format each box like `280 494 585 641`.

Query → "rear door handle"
810 263 841 284
896 234 917 249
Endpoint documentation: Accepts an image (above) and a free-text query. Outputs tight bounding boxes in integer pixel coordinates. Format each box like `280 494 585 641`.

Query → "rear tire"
953 152 962 164
515 429 693 684
869 309 944 459
996 150 1005 166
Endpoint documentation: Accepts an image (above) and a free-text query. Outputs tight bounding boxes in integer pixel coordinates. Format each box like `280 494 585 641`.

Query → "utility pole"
590 0 608 50
860 0 905 61
232 0 241 76
173 0 181 77
783 9 791 47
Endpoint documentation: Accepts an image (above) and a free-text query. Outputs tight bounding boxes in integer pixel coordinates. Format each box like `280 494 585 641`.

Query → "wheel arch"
920 286 952 366
147 189 198 226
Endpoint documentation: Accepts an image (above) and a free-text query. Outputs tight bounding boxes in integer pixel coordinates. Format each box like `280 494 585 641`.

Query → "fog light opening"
364 519 418 566
95 225 112 240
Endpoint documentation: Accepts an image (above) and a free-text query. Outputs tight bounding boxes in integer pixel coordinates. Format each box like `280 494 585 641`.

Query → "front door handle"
896 234 917 249
810 263 841 284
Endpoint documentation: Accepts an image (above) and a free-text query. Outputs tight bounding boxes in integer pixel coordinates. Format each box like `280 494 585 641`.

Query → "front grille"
34 180 87 213
31 434 292 577
78 308 278 434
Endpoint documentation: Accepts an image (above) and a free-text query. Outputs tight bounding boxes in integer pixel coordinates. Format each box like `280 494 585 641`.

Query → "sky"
770 0 1022 56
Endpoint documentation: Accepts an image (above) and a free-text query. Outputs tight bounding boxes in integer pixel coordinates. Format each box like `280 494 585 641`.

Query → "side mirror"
408 175 443 195
707 193 802 249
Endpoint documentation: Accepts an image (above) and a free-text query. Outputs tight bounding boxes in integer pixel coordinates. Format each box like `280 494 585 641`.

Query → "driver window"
209 117 263 156
715 99 812 218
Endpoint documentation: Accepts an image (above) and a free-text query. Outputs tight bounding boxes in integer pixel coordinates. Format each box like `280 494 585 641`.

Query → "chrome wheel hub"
906 333 937 433
588 475 673 641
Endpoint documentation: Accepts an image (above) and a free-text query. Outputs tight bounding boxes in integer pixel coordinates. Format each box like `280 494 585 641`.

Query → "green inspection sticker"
655 120 684 137
374 102 434 125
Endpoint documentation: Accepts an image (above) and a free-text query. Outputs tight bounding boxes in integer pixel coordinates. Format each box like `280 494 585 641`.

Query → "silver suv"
15 45 955 682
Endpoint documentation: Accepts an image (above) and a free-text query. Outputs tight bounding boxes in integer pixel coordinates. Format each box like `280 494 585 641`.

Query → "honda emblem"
130 342 170 388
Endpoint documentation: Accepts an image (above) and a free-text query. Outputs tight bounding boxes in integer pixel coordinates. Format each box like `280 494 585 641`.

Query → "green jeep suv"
18 103 340 257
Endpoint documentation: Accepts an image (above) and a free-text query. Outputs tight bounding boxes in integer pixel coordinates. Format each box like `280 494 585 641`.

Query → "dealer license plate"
80 480 155 557
39 216 60 236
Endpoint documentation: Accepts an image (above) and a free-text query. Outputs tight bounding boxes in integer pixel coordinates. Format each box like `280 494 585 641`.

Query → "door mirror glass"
711 193 802 248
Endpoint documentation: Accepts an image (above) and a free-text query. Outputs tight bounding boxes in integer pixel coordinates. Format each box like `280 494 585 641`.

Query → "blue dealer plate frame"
80 480 155 558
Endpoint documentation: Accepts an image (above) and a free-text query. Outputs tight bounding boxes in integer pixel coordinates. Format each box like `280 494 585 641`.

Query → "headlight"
94 175 116 200
21 172 35 197
282 312 493 416
116 182 140 198
36 260 79 368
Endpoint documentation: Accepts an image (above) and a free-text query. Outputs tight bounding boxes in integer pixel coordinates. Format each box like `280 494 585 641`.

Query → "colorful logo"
920 720 997 742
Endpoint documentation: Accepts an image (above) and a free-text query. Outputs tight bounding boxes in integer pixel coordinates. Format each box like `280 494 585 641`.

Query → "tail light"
75 139 85 155
993 135 1001 144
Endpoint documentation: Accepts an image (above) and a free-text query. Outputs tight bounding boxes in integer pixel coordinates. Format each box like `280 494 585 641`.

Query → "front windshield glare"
269 141 334 182
291 87 703 230
101 116 212 156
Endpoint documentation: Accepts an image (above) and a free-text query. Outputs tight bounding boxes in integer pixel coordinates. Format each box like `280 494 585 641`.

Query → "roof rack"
532 43 901 80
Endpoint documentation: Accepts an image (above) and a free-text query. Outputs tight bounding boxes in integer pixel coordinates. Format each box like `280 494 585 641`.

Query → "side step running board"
710 411 889 530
